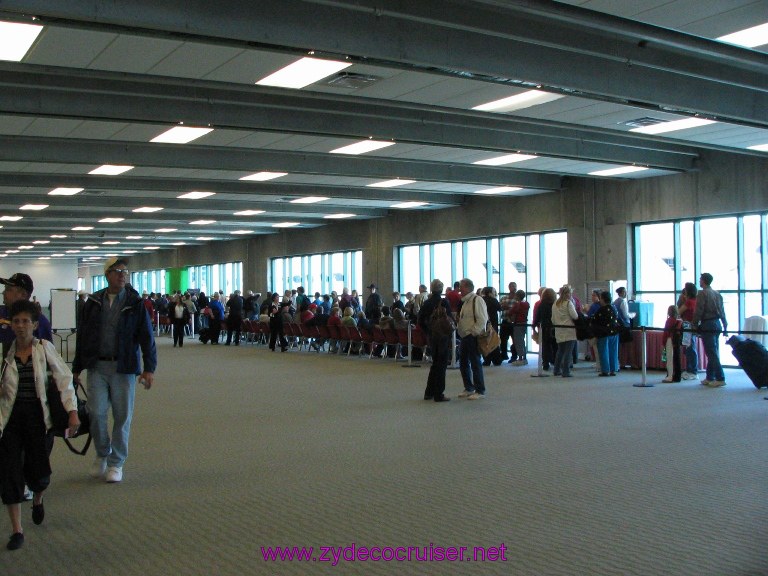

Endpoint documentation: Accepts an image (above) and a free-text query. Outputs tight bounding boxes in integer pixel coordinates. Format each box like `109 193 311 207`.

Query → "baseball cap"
367 283 377 289
104 256 128 274
0 273 34 294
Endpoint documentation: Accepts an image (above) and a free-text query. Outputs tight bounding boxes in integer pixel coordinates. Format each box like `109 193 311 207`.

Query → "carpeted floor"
3 336 767 575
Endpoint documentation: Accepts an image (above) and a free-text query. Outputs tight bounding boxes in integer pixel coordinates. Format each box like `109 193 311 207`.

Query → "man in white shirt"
456 278 489 400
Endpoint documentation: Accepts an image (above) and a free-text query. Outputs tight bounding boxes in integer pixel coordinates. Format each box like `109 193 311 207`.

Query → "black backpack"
429 302 455 339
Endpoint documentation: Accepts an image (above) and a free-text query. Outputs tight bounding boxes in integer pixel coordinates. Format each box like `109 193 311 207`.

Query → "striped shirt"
14 356 38 402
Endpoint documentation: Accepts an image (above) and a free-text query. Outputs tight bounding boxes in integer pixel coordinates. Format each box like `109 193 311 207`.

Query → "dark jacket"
73 285 157 375
417 294 454 337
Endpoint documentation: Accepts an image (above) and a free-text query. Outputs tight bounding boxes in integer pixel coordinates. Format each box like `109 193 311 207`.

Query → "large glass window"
129 269 166 295
186 262 242 296
397 230 567 298
634 212 768 366
270 250 363 296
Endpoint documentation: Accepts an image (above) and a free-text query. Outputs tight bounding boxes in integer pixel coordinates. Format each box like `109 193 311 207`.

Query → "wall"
124 149 768 301
1 258 79 309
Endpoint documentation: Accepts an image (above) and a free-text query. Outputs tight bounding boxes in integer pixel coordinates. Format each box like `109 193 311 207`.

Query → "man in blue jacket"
73 257 156 483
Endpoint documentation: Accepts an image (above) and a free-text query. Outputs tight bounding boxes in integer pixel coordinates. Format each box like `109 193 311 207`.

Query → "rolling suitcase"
727 336 768 389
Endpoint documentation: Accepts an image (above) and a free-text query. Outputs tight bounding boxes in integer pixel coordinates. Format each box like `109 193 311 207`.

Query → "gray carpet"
3 336 767 575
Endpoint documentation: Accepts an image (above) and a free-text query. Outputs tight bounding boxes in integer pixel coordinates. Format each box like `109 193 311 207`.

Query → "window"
634 212 768 366
270 250 363 296
187 262 242 296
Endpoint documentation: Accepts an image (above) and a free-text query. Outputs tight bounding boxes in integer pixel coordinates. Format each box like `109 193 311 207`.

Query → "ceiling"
0 0 766 262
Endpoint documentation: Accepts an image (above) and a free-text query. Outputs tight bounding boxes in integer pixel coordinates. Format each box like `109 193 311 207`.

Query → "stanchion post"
402 322 420 368
531 331 550 378
448 329 460 370
633 326 654 388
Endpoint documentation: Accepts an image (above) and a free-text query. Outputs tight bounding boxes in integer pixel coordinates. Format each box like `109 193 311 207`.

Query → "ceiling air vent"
622 117 666 129
325 72 380 89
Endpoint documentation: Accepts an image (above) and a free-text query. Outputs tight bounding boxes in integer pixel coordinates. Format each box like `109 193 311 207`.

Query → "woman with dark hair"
533 288 557 371
677 282 698 380
0 300 80 550
168 294 190 348
481 287 502 366
268 293 288 352
592 291 620 377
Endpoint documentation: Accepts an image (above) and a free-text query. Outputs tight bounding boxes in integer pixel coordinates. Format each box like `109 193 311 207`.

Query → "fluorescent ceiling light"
190 220 216 225
716 22 768 48
150 126 213 144
102 241 120 245
747 143 768 152
18 245 34 250
256 56 352 89
51 254 64 257
50 234 67 238
104 253 119 257
98 217 124 223
391 201 427 209
33 240 50 244
38 257 50 260
330 140 395 155
177 191 215 199
239 172 288 182
49 187 84 196
89 164 134 176
474 186 522 195
230 230 252 235
5 250 19 253
0 215 23 221
132 207 163 213
195 236 214 241
367 179 416 188
123 250 138 254
233 209 265 216
272 222 299 228
20 204 48 210
290 196 328 204
472 90 564 113
630 117 716 134
473 153 537 166
324 213 356 219
172 242 186 246
143 246 160 250
82 245 99 250
126 235 143 240
589 166 649 177
154 228 177 233
65 250 80 254
71 226 93 231
0 21 43 62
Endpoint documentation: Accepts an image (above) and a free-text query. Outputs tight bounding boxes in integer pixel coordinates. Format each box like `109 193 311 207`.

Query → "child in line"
662 305 682 383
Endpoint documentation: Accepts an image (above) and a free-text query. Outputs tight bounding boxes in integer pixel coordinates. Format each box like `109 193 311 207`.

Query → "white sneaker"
512 359 528 366
90 457 107 479
681 372 696 380
457 390 473 398
105 466 123 483
467 392 485 400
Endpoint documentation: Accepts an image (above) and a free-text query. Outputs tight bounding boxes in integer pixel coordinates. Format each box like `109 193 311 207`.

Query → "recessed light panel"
629 117 716 135
272 222 299 228
472 90 564 113
133 207 163 213
89 164 134 176
233 210 266 216
589 166 649 177
0 216 23 221
474 186 522 195
717 22 768 48
230 230 252 235
71 226 93 231
177 191 215 199
290 196 328 204
473 154 537 166
323 213 356 219
98 217 125 223
49 187 84 196
391 202 427 209
33 240 50 244
150 126 213 144
239 172 288 182
367 179 416 188
330 140 395 155
196 236 214 241
256 57 352 89
126 235 143 240
0 21 43 62
747 143 768 152
20 204 48 210
190 220 216 225
154 228 177 233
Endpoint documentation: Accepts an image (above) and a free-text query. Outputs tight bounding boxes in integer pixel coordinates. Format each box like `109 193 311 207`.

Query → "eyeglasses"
109 268 130 275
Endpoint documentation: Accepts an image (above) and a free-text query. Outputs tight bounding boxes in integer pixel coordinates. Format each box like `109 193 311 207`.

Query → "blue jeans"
596 334 619 374
554 340 576 376
88 361 136 468
699 319 724 381
459 335 485 394
684 334 698 374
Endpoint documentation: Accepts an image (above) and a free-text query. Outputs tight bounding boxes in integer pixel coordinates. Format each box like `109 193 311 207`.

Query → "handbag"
619 326 634 344
478 325 501 357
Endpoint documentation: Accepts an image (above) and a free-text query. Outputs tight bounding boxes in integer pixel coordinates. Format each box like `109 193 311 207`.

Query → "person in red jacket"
509 290 530 365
